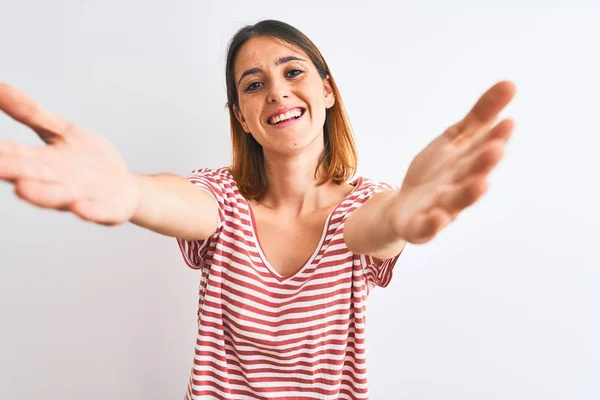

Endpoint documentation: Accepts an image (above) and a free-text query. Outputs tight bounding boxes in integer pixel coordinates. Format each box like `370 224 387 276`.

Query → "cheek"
241 103 262 127
307 81 329 110
312 107 327 128
307 89 327 122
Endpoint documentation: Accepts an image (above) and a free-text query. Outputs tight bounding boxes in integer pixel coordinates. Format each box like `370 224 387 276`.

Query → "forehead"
234 36 309 77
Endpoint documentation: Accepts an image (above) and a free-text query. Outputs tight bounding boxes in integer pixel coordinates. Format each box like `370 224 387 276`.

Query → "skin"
345 82 516 258
231 36 517 263
0 36 517 272
233 36 352 213
232 36 357 274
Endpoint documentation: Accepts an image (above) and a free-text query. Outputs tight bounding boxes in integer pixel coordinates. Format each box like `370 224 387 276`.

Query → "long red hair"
225 20 358 200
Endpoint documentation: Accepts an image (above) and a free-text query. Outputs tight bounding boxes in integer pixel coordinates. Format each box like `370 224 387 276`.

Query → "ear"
323 76 335 109
233 105 250 133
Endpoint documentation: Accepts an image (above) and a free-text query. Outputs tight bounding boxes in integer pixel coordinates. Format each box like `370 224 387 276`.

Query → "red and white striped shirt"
177 167 402 399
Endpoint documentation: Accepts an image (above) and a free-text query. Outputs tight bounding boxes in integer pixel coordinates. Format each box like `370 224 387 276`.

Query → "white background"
0 1 598 399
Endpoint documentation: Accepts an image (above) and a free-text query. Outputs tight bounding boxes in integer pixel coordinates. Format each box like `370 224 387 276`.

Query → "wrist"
130 174 149 225
383 189 409 243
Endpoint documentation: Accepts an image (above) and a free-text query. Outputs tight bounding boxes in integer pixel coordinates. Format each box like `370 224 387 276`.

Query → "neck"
260 140 338 215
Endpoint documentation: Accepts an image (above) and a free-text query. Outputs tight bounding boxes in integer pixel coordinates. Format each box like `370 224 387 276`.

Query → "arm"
131 173 218 241
345 81 517 255
0 82 218 241
343 189 407 260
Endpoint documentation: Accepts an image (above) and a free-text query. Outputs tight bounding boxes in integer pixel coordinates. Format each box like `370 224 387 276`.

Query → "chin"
274 136 325 158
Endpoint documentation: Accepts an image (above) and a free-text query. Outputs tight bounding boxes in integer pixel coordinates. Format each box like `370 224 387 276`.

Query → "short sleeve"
176 168 229 270
344 179 404 290
361 249 403 289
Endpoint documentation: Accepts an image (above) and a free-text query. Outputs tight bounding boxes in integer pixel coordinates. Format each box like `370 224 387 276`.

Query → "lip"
266 106 306 125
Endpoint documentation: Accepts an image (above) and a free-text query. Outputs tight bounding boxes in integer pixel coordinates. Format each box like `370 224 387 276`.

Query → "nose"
266 78 290 104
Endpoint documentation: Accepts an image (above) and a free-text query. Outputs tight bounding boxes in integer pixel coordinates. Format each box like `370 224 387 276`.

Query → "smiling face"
233 36 335 156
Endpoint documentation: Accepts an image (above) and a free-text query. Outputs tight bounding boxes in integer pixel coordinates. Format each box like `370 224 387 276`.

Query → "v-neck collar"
243 176 364 283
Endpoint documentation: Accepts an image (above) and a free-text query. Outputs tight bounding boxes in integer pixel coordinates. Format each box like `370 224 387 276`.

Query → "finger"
453 140 505 184
448 81 517 140
464 118 514 156
409 208 452 244
14 180 75 210
0 140 39 158
0 156 53 182
439 176 489 215
0 82 74 144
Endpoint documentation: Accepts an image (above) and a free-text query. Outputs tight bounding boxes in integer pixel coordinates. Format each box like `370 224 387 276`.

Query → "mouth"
267 107 306 126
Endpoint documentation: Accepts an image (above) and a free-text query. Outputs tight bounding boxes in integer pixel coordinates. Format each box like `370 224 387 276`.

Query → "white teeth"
269 108 303 124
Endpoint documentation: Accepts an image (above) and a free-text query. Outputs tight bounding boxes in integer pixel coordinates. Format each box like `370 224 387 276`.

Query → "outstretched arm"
0 82 218 241
344 80 517 258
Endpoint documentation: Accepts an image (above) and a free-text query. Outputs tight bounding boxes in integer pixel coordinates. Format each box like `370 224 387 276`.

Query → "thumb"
0 82 73 144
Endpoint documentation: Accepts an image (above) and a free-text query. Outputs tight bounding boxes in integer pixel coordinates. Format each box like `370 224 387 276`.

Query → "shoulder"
187 166 234 183
185 166 242 205
331 176 398 223
186 166 239 189
350 176 398 205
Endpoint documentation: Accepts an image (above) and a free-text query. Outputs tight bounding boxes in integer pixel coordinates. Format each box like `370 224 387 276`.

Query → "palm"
0 83 139 225
393 81 517 244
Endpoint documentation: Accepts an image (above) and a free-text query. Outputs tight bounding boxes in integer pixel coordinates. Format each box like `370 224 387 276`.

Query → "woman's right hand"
0 82 141 226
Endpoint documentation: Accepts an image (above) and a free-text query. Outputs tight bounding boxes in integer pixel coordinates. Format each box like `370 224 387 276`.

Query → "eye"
245 81 263 92
286 68 304 78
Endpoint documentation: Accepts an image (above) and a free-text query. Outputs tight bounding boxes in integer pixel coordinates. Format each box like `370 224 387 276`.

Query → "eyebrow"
237 56 307 88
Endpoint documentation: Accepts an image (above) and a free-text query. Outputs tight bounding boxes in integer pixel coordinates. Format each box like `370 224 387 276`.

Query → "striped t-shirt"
177 167 402 400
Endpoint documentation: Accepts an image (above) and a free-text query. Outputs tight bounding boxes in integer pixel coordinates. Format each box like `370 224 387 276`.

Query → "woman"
0 19 515 400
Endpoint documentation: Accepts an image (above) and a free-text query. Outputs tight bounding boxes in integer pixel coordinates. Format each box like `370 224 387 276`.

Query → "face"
233 36 335 156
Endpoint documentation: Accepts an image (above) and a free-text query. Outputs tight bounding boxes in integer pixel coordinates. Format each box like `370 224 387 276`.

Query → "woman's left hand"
391 80 517 244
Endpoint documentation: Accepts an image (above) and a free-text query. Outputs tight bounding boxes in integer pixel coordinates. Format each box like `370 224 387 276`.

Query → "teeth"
269 108 303 124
